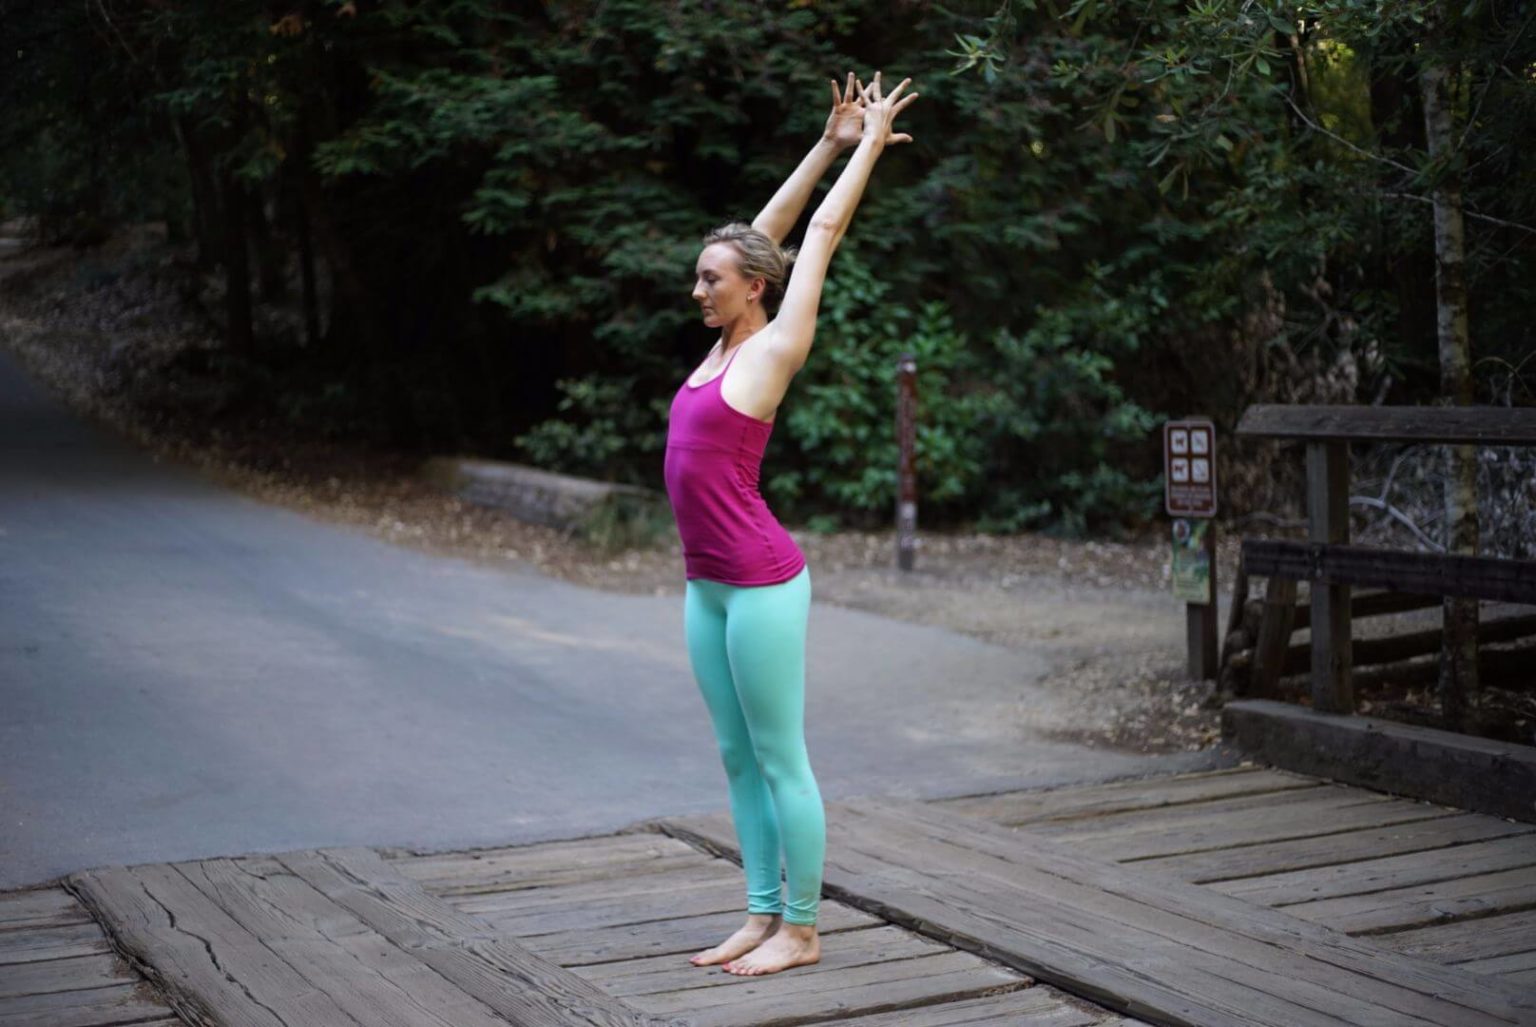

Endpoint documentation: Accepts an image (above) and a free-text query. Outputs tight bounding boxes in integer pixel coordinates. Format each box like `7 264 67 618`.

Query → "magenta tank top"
663 344 806 586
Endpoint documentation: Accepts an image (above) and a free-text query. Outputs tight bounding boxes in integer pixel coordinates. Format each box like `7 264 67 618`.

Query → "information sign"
1164 419 1217 517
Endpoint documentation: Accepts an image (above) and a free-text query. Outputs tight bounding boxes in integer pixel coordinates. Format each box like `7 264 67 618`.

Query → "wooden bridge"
4 765 1535 1026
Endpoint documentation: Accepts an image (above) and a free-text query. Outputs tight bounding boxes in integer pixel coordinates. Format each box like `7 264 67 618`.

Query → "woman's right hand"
859 71 919 149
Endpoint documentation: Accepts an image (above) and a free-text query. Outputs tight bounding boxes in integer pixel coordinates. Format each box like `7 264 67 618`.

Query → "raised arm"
751 73 864 244
766 72 918 374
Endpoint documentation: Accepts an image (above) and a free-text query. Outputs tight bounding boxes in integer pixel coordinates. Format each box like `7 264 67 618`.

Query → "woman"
664 70 917 977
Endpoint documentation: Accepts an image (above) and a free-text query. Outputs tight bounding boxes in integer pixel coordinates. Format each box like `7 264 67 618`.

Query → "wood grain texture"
279 846 686 1027
1235 404 1536 445
930 768 1319 826
658 798 1536 1027
0 981 182 1027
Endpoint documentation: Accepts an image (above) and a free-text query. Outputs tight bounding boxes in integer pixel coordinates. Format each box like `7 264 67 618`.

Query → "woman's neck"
720 309 769 351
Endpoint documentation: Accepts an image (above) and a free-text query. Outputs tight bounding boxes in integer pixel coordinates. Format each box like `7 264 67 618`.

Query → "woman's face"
692 243 761 328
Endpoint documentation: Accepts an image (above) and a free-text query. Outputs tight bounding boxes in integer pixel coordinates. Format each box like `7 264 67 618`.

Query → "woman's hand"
859 71 918 150
822 71 865 150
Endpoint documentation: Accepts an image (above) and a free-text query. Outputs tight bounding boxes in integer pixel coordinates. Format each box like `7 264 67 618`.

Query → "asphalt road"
0 346 1222 890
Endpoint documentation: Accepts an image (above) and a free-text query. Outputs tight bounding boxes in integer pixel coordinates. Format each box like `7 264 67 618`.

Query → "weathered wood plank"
663 802 1535 1026
0 889 92 931
279 846 685 1027
1462 951 1536 979
812 985 1118 1026
1381 909 1536 963
0 922 110 964
0 952 124 998
1242 539 1536 605
68 862 359 1027
666 812 1295 1026
1047 794 1454 862
633 950 1031 1027
1234 404 1536 445
1280 866 1536 934
1146 813 1535 882
576 924 952 996
392 834 708 895
0 981 179 1027
1223 699 1536 823
528 903 881 967
841 798 1535 1026
179 856 514 1027
402 853 713 897
1210 834 1536 906
1250 576 1298 698
1306 440 1354 712
929 768 1319 826
452 861 741 916
472 881 750 937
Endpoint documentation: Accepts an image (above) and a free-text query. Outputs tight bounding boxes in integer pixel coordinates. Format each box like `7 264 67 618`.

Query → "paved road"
0 346 1223 890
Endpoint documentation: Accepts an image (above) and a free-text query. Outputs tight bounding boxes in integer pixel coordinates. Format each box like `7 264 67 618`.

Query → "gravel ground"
0 228 1234 754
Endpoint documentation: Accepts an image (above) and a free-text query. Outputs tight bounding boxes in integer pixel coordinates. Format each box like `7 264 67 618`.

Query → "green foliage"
4 0 1533 536
768 253 993 524
514 375 669 488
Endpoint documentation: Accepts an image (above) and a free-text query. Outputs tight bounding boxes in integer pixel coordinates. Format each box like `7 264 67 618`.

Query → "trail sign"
1164 419 1217 517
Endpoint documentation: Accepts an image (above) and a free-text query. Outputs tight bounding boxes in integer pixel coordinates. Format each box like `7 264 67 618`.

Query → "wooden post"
1306 441 1353 712
1186 520 1219 680
895 352 918 572
1249 575 1299 699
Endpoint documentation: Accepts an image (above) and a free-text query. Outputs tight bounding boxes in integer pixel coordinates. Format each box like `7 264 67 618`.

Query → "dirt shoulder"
0 229 1233 755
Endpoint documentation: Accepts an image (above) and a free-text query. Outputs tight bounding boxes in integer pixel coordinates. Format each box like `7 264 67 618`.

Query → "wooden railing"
1233 404 1536 722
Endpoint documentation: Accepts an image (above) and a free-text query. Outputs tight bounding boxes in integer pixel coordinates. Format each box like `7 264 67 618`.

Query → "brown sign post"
1165 419 1218 679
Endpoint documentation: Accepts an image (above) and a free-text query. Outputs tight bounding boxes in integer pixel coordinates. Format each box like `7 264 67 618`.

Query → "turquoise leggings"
684 565 824 926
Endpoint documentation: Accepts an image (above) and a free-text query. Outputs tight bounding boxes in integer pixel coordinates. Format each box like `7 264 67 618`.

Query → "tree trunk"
1419 58 1480 731
176 117 222 270
221 171 255 356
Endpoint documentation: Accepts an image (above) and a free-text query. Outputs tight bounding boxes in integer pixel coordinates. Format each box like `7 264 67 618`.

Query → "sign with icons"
1164 419 1217 517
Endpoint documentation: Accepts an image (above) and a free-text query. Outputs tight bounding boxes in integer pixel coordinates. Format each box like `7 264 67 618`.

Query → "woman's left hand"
822 71 865 150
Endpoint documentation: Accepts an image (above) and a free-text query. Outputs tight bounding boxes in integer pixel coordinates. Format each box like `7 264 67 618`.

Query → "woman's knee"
716 736 761 780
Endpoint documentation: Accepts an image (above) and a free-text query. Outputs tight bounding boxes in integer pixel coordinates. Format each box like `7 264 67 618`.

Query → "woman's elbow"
806 216 841 237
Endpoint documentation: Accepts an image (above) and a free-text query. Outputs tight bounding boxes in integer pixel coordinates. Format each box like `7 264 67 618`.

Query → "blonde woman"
664 70 917 976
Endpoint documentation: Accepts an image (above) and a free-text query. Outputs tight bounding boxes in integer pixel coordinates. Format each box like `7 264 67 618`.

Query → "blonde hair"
701 222 798 310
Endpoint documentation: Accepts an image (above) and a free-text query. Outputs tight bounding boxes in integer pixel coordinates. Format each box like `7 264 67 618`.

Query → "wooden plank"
1222 699 1536 824
0 922 110 964
68 862 359 1027
1382 909 1536 963
812 985 1119 1026
845 798 1536 1025
452 861 741 916
1306 440 1353 713
0 889 92 931
528 903 881 967
661 803 1534 1027
1147 814 1536 883
0 981 179 1027
1281 613 1536 674
1249 576 1297 698
1043 794 1454 863
1234 404 1536 445
0 953 124 998
1462 951 1536 979
392 834 709 895
1280 866 1536 934
1211 834 1536 906
279 845 686 1027
473 880 751 937
578 924 953 996
931 768 1319 826
634 950 1031 1027
178 856 515 1027
1242 538 1536 605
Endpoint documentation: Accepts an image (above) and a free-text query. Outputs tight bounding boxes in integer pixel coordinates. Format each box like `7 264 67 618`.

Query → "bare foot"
724 921 819 975
690 913 780 966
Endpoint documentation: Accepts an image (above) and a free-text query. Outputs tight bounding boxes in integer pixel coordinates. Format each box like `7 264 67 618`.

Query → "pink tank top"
663 344 806 586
